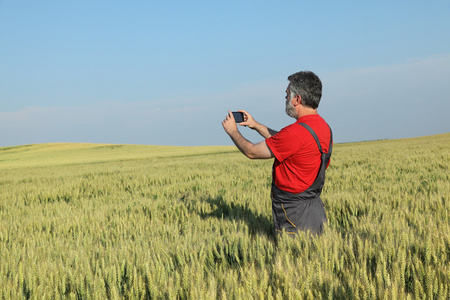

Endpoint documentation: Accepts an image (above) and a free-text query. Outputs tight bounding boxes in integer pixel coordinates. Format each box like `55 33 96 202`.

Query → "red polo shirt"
265 114 331 194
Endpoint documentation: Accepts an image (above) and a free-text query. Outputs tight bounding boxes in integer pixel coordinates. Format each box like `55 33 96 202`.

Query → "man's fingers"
223 111 233 125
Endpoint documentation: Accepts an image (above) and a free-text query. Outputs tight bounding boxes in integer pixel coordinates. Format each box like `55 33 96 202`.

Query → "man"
222 71 333 236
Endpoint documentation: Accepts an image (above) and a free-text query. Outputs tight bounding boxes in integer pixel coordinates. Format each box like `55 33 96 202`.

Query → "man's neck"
297 107 318 118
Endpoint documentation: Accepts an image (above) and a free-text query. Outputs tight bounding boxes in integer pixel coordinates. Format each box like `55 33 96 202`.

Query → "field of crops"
1 133 449 299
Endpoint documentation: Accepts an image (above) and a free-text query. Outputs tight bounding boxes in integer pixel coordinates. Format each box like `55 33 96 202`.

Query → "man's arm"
228 131 273 159
238 110 278 138
249 122 278 139
222 111 274 159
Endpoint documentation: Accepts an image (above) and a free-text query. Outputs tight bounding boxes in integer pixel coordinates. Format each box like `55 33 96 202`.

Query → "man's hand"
222 111 238 135
222 110 274 159
238 110 278 139
239 110 258 129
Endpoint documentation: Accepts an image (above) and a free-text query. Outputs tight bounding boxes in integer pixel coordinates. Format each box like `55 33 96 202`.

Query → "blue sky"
1 1 449 147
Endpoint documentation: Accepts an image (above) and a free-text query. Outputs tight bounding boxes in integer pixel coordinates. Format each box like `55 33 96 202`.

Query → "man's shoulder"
298 115 330 132
274 115 329 140
268 122 310 147
281 122 300 131
298 114 327 125
297 115 332 150
274 122 305 138
280 118 318 134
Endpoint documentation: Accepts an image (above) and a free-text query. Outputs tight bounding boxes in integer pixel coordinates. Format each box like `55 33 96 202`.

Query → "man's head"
287 71 322 110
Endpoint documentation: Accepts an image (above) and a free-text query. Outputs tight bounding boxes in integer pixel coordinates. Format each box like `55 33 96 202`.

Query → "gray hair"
288 71 322 109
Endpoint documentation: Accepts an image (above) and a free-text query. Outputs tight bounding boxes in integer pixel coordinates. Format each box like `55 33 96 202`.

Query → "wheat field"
0 133 449 299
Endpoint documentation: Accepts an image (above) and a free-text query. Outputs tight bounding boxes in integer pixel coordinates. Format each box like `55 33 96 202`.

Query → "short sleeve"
265 126 302 162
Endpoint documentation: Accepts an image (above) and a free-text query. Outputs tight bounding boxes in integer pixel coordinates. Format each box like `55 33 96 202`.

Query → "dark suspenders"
297 123 333 154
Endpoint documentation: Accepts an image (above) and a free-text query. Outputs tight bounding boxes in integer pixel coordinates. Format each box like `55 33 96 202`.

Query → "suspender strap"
298 123 333 154
328 124 333 153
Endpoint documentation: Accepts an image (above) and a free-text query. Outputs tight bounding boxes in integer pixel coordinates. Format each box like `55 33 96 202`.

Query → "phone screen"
232 112 244 123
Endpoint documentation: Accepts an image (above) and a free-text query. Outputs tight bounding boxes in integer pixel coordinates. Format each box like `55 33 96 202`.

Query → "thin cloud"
1 54 449 147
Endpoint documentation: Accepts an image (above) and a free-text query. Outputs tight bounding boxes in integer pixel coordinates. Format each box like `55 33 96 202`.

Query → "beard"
285 99 297 119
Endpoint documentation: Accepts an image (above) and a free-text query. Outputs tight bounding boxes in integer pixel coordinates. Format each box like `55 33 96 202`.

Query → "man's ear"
293 95 302 106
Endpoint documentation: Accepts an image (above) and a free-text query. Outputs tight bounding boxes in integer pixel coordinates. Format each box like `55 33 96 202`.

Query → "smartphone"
232 112 244 123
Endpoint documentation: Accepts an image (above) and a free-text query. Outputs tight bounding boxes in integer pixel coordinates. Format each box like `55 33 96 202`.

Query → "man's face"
285 83 297 119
